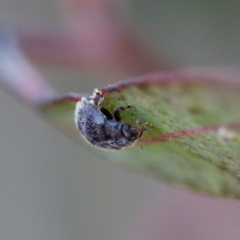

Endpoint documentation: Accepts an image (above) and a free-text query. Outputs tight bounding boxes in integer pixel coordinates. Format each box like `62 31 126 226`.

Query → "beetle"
74 90 147 150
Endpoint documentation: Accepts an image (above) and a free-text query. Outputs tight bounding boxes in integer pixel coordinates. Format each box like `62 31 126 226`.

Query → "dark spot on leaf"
188 106 203 114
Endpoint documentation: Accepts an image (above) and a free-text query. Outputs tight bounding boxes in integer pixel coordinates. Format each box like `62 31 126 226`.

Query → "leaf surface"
40 69 240 198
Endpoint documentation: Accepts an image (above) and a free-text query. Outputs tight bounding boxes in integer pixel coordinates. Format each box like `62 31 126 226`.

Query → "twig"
0 31 55 106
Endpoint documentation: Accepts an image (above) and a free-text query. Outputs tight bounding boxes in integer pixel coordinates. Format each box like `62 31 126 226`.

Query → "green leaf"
40 70 240 199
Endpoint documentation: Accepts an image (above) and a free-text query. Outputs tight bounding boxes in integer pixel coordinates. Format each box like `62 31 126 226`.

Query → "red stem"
39 92 87 107
101 68 240 94
141 123 240 144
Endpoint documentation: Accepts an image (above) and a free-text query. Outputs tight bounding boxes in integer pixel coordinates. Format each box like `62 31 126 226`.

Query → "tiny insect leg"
138 122 152 138
94 90 113 119
114 104 131 122
94 90 105 107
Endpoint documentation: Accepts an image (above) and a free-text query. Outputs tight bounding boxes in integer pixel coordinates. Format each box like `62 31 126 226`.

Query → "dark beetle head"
121 124 140 141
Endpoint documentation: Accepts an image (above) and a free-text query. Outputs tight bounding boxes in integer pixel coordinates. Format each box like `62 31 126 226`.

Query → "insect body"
74 91 147 150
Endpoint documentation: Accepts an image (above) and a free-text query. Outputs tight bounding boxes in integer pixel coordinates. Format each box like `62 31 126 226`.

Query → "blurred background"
1 0 240 239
